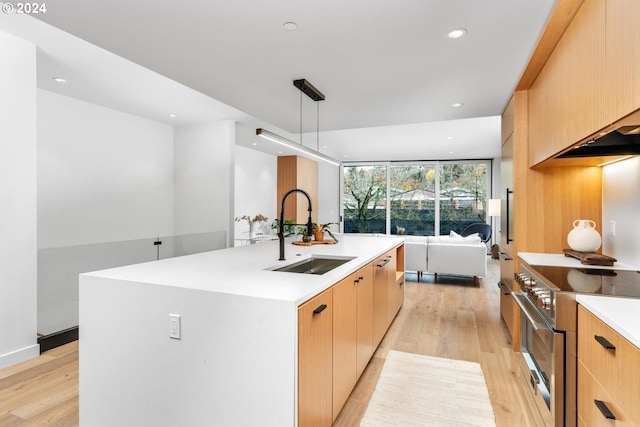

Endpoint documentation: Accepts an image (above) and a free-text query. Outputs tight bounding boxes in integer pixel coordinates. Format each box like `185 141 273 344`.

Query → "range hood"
557 126 640 158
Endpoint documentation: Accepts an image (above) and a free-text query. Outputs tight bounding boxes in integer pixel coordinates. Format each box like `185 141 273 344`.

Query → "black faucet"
279 188 313 261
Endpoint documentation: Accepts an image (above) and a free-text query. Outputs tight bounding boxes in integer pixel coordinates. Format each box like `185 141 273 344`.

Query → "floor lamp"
488 199 501 248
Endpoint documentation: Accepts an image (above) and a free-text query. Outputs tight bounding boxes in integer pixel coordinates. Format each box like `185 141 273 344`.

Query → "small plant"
271 218 296 235
313 222 339 242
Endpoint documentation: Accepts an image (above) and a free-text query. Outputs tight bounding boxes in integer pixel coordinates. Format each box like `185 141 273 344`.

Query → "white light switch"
169 314 181 339
610 220 616 237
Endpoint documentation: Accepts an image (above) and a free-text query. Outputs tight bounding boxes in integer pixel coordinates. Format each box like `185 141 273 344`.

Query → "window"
342 160 491 236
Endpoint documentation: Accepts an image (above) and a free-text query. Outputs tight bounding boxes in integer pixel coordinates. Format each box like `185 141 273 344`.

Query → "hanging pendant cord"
317 101 320 151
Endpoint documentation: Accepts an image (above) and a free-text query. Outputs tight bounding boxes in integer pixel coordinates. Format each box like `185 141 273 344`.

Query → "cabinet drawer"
577 361 633 426
578 305 640 423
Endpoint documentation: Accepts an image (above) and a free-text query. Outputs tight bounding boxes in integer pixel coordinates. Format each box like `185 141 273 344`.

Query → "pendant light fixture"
256 79 339 166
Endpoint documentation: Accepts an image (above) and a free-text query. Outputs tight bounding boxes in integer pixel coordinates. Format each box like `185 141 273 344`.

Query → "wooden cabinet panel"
528 0 606 166
578 305 640 425
577 361 633 426
332 273 358 421
355 263 374 378
501 95 514 144
298 288 333 427
372 255 390 347
277 156 318 225
605 0 640 122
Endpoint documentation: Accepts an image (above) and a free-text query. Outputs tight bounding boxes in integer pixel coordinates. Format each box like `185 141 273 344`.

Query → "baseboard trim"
0 344 40 370
38 327 78 353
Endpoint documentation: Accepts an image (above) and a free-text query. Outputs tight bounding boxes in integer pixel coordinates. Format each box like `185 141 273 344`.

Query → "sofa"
403 233 487 286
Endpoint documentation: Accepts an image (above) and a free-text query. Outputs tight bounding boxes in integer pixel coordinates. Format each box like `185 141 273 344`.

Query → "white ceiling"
1 0 556 161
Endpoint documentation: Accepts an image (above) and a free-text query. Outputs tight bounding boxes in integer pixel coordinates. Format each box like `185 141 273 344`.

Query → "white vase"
567 219 601 252
249 221 258 238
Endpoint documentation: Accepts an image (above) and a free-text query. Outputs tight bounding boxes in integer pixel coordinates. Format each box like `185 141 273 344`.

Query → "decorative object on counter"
271 218 296 236
235 214 268 238
563 248 617 266
567 219 601 252
313 222 339 243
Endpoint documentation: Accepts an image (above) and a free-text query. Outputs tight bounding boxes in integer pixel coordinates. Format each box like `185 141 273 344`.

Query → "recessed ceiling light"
448 28 467 39
343 154 349 158
449 151 454 154
447 136 453 140
168 113 177 118
252 142 257 146
52 77 67 83
283 21 298 31
452 102 464 108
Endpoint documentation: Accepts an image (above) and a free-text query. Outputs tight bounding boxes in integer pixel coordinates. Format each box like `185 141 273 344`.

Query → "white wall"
0 32 39 368
602 157 640 267
234 145 277 243
174 121 234 244
317 161 341 227
37 90 175 248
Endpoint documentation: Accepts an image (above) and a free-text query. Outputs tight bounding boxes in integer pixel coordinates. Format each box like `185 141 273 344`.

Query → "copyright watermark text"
2 2 47 14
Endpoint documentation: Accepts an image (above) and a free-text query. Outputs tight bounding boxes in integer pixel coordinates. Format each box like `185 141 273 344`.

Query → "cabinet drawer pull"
529 370 540 389
594 335 616 350
399 281 404 286
594 399 616 420
376 258 390 268
313 304 327 315
354 278 361 284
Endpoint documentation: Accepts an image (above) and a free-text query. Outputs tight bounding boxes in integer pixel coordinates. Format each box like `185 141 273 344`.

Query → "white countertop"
577 294 640 349
82 234 404 305
519 252 637 270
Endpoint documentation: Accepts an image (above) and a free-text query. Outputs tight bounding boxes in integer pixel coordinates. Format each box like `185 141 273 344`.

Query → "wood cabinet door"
332 273 358 421
387 251 403 323
355 263 374 378
298 288 333 427
605 0 640 122
528 0 606 166
372 256 390 347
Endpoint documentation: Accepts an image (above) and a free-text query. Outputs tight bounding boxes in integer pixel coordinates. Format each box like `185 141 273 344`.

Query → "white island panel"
79 235 404 427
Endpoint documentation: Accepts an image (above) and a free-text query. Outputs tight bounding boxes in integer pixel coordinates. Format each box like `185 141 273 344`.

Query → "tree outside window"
343 161 489 236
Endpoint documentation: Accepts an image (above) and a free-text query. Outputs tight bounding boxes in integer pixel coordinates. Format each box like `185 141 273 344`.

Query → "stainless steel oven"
513 261 640 427
513 290 565 427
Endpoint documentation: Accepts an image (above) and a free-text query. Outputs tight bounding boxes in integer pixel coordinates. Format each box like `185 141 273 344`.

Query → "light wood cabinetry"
355 263 374 378
298 288 333 427
526 0 640 166
277 156 318 225
577 305 640 426
388 244 405 325
332 264 373 421
372 251 392 346
299 244 404 425
605 0 640 122
528 0 606 166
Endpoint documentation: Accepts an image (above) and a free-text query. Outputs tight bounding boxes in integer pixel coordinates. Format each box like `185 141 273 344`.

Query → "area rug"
360 351 496 427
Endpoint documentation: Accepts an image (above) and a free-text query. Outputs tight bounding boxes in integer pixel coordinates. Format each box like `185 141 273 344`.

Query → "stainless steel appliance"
513 262 640 427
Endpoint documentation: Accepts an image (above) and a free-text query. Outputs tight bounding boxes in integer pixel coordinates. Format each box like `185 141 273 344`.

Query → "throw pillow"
449 230 462 238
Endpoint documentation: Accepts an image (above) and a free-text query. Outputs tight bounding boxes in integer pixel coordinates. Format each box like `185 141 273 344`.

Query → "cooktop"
527 264 640 297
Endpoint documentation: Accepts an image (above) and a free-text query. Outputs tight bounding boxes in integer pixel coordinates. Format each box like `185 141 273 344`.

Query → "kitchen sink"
268 255 355 275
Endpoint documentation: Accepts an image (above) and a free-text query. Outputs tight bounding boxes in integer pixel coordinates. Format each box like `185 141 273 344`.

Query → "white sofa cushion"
403 236 428 273
427 242 487 278
427 235 482 245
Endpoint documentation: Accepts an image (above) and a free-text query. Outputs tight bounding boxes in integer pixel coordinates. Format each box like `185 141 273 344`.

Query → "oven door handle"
513 293 551 331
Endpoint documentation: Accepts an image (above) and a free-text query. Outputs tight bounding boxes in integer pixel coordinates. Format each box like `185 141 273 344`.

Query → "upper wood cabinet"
605 0 640 123
527 0 640 166
528 0 606 167
277 156 318 225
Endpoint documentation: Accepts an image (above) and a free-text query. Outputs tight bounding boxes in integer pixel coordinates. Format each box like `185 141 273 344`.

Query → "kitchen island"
79 234 404 427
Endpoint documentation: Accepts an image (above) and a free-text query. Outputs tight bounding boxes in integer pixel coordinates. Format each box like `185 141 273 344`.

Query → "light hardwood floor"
0 258 539 426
